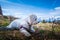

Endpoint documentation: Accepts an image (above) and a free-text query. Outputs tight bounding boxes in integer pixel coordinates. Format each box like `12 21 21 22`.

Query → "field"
0 23 60 40
33 23 60 32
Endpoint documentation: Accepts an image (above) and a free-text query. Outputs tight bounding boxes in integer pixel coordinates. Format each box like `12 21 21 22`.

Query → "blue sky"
0 0 60 19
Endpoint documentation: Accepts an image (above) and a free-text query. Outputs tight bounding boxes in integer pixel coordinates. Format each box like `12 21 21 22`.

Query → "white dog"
7 15 38 37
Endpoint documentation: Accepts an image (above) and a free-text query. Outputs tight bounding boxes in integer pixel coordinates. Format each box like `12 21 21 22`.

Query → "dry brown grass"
0 30 60 40
0 23 60 40
33 23 60 32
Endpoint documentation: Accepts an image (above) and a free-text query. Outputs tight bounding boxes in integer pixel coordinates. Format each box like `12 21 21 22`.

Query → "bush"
42 20 46 23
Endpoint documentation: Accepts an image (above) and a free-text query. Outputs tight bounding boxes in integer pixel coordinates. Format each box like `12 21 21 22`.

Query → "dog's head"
27 14 38 25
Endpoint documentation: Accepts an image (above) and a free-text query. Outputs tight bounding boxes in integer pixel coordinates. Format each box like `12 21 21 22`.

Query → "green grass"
0 19 10 27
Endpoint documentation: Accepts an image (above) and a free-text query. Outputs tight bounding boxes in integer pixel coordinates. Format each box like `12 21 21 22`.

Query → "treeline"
41 19 60 24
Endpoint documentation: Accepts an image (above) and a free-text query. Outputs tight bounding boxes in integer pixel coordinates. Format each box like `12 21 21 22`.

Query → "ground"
0 23 60 40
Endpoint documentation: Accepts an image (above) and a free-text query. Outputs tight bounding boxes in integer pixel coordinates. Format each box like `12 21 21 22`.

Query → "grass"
33 22 60 32
0 19 10 27
0 22 60 40
0 30 60 40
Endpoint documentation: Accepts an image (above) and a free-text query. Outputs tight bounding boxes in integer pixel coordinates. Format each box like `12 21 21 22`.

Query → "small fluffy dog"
7 14 38 37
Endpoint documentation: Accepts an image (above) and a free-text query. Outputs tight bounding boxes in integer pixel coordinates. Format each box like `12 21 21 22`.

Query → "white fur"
7 15 38 37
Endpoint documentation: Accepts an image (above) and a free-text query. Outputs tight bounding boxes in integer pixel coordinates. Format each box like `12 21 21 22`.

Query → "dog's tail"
0 27 19 31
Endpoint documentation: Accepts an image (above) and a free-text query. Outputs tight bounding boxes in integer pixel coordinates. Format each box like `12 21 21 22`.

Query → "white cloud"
55 7 60 10
2 6 60 19
49 7 60 16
